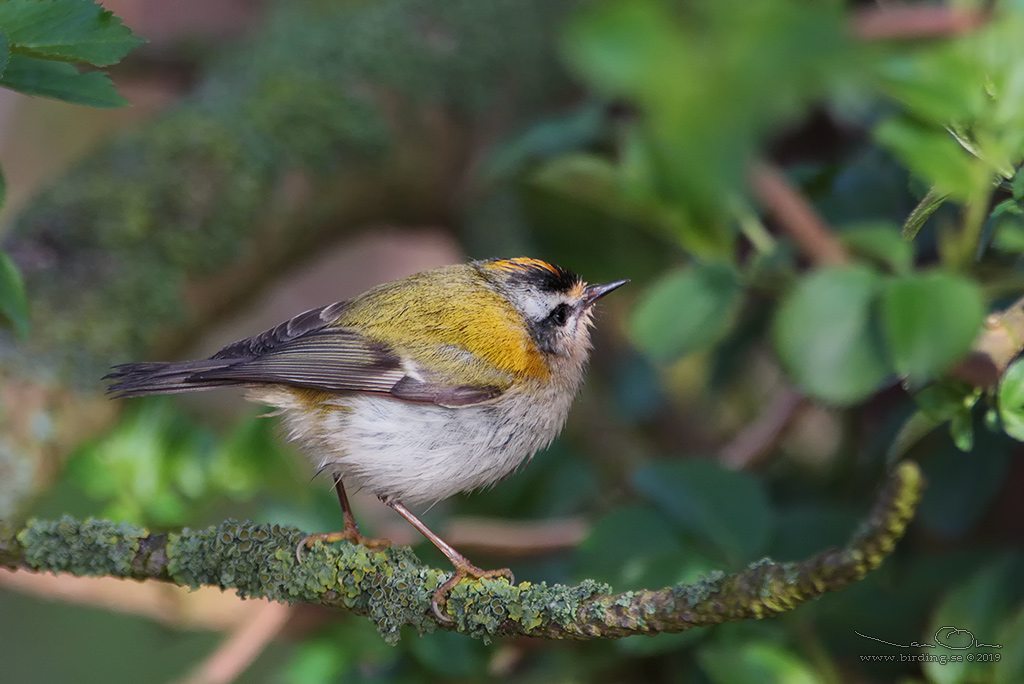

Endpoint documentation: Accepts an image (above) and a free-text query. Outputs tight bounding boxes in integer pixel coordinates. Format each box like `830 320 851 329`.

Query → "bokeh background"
1 1 1023 682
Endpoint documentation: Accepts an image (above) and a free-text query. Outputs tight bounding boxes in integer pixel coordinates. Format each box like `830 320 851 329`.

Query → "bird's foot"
432 561 515 622
295 529 391 563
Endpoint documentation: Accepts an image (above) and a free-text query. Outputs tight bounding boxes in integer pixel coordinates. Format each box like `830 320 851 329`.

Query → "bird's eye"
550 303 570 327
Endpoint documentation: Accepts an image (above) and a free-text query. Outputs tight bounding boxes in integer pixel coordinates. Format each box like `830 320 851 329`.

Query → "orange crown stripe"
484 257 561 274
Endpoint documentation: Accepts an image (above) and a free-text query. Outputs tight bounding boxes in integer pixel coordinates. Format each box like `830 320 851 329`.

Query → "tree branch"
0 461 922 644
749 161 851 266
851 5 990 42
952 294 1024 387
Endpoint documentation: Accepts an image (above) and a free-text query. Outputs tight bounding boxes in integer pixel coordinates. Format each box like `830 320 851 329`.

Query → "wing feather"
107 300 506 406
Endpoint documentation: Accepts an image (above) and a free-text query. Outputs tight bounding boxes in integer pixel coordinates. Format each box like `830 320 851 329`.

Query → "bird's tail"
104 360 244 398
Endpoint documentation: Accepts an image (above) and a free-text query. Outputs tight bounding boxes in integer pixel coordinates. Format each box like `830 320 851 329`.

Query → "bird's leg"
384 498 514 622
296 475 391 562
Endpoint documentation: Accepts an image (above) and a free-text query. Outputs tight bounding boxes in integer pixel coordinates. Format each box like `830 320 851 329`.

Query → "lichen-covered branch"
0 461 922 644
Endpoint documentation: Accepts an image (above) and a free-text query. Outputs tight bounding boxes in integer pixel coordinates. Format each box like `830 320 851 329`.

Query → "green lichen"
365 551 440 644
16 515 145 577
498 578 612 636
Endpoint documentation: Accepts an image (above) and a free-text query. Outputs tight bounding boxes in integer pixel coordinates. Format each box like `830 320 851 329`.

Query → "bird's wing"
108 301 507 407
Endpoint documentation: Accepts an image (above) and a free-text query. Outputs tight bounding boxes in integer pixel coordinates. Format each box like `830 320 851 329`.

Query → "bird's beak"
582 279 629 307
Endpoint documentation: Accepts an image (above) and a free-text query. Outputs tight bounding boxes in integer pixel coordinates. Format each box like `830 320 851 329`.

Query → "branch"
749 161 851 266
0 461 922 644
952 294 1024 387
851 5 990 41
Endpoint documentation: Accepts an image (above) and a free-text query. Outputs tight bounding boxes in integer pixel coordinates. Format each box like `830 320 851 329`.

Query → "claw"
430 564 515 622
295 530 391 564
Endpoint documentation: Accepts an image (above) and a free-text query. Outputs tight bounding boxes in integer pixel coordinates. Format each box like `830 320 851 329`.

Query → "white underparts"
248 374 582 506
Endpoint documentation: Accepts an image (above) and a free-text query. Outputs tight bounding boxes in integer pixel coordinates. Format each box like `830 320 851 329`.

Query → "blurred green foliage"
0 0 141 337
5 0 1024 683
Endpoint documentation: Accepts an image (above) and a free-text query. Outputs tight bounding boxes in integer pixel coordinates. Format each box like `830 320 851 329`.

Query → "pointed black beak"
583 279 629 307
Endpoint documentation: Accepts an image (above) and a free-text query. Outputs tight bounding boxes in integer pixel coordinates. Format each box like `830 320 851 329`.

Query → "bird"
105 257 627 619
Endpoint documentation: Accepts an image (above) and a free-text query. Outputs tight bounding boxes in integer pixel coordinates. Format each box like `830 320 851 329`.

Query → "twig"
0 461 922 642
720 388 807 470
0 569 255 630
381 517 589 557
952 295 1024 387
749 161 850 267
852 5 990 41
174 602 293 684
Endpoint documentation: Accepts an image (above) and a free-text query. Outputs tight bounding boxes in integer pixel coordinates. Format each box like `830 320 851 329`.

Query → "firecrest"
106 257 627 619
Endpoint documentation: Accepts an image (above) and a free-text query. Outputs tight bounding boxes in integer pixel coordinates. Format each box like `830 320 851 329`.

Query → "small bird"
106 257 626 619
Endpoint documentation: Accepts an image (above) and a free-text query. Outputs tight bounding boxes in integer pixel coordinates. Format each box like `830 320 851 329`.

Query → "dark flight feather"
105 300 505 407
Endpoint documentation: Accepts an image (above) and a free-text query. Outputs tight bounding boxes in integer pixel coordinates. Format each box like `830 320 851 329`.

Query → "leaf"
632 460 772 564
839 221 913 273
1014 168 1024 202
0 30 10 79
576 505 716 592
0 53 125 106
875 118 985 202
0 0 144 66
562 0 687 103
998 358 1024 442
993 222 1024 254
994 603 1024 684
629 261 744 363
901 187 949 242
949 408 974 452
408 629 489 679
773 266 891 405
0 250 29 339
880 271 985 384
917 428 1008 539
699 641 820 684
924 558 1018 684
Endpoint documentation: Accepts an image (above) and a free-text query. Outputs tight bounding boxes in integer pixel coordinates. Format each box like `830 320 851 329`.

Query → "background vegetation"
1 0 1022 682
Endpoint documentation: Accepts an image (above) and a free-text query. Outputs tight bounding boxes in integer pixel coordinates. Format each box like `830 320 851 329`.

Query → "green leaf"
875 118 985 202
998 358 1024 442
629 262 744 363
699 641 820 684
917 429 1008 538
839 221 913 273
901 187 949 242
949 409 974 452
1014 168 1024 202
994 603 1024 684
575 505 715 592
0 30 10 78
632 460 772 564
880 271 985 384
993 222 1024 254
408 629 489 679
774 266 891 405
562 0 687 103
0 0 143 66
0 53 125 106
0 250 29 339
924 558 1017 684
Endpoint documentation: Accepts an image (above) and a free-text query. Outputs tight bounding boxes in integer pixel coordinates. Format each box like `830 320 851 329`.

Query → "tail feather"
104 359 248 398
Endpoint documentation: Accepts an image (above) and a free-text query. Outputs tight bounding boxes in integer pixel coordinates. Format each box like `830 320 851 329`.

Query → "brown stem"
720 388 807 470
852 6 990 41
749 161 850 267
952 294 1024 387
